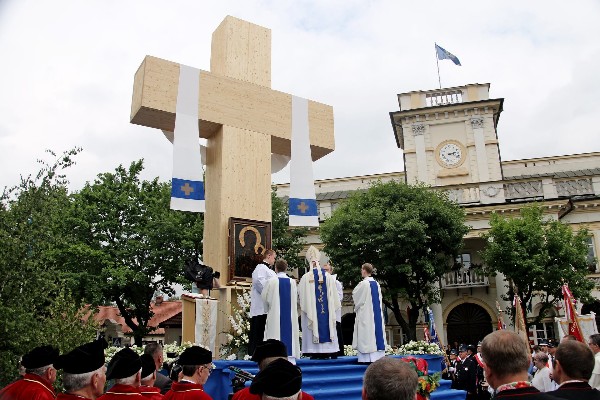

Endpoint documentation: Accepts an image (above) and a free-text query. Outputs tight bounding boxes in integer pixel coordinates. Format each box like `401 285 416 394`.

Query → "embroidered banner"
313 269 331 342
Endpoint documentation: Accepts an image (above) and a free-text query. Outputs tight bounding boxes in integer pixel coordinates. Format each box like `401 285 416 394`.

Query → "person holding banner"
262 259 300 363
352 263 387 363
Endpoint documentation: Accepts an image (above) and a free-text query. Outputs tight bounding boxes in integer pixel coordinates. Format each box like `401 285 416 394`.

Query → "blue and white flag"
435 44 461 66
170 65 205 213
289 96 319 226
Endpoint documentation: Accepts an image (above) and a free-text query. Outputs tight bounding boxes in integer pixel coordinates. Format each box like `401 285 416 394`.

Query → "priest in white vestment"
262 259 300 363
298 259 341 357
352 263 387 363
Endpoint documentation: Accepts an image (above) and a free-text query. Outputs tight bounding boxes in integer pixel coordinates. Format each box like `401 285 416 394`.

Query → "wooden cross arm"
131 56 335 160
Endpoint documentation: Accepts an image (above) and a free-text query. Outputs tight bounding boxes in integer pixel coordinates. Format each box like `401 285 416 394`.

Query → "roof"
504 167 600 180
93 300 182 335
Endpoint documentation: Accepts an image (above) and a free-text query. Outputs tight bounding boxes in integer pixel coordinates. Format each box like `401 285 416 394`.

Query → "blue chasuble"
369 281 386 351
278 277 293 356
313 269 331 342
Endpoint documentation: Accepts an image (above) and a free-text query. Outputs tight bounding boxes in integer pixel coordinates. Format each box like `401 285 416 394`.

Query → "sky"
1 0 600 192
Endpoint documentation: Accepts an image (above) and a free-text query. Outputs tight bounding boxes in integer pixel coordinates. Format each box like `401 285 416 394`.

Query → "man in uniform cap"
231 340 314 400
54 339 108 400
140 354 163 399
0 345 59 400
249 358 303 400
98 348 143 399
455 344 477 399
163 346 213 400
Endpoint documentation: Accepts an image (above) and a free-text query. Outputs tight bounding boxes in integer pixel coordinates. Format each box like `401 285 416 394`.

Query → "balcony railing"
443 267 489 288
426 90 463 107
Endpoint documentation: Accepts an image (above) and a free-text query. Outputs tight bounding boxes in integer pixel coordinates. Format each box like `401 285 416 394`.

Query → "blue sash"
369 281 385 351
278 278 293 356
313 269 331 342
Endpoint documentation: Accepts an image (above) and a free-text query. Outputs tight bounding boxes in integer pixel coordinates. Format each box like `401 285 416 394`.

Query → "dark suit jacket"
154 372 172 395
494 386 558 399
549 381 600 400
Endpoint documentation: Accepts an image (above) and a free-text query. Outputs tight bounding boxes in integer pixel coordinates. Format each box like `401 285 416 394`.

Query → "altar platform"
203 355 467 400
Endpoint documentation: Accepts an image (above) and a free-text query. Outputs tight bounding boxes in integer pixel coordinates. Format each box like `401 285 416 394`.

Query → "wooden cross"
130 16 334 280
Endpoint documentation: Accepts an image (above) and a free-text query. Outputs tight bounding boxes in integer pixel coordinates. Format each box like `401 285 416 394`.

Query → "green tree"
61 160 203 345
319 181 469 340
0 149 97 386
271 187 308 271
481 204 594 328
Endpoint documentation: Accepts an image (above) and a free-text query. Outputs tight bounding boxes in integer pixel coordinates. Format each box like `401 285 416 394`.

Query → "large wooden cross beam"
130 16 335 280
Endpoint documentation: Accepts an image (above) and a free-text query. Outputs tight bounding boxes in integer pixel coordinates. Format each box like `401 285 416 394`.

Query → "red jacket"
231 387 315 400
140 385 164 400
163 381 212 400
0 374 55 400
98 384 144 400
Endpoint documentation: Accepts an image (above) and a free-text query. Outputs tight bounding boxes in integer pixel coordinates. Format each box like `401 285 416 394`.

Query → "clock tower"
389 83 505 203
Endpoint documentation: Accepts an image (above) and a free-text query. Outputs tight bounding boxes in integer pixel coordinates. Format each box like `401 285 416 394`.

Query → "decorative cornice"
412 124 425 136
471 117 484 129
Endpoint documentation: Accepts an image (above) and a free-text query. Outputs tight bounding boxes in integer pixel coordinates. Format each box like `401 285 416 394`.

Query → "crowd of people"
4 250 600 400
441 333 600 400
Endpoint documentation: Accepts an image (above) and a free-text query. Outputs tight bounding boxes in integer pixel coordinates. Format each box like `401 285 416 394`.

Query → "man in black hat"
249 358 303 400
231 339 314 400
98 348 143 399
55 339 108 400
139 354 163 400
456 344 477 399
163 346 213 400
0 345 59 400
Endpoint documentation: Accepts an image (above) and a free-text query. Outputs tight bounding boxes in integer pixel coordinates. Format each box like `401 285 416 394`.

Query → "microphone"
228 366 255 381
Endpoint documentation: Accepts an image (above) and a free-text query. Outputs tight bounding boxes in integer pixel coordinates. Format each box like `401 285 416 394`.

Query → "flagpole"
435 43 441 89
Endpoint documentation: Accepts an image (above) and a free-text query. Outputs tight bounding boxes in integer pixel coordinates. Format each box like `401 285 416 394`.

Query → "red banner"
562 284 584 342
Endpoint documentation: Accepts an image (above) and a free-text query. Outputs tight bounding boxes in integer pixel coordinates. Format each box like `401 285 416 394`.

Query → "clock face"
439 142 463 167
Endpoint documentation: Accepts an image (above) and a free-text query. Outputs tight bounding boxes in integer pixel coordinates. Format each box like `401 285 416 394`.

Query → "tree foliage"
271 188 308 271
481 204 594 328
59 160 204 345
319 181 469 340
0 149 97 386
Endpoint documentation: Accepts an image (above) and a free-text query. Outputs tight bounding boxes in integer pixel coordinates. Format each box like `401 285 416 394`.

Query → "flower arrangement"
395 340 444 356
401 356 441 400
219 289 252 360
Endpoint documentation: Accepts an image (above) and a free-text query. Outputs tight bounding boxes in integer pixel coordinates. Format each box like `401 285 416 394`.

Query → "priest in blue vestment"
262 259 300 363
352 263 387 363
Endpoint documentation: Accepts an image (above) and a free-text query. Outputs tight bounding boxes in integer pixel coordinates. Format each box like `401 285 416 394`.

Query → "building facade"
275 83 600 347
